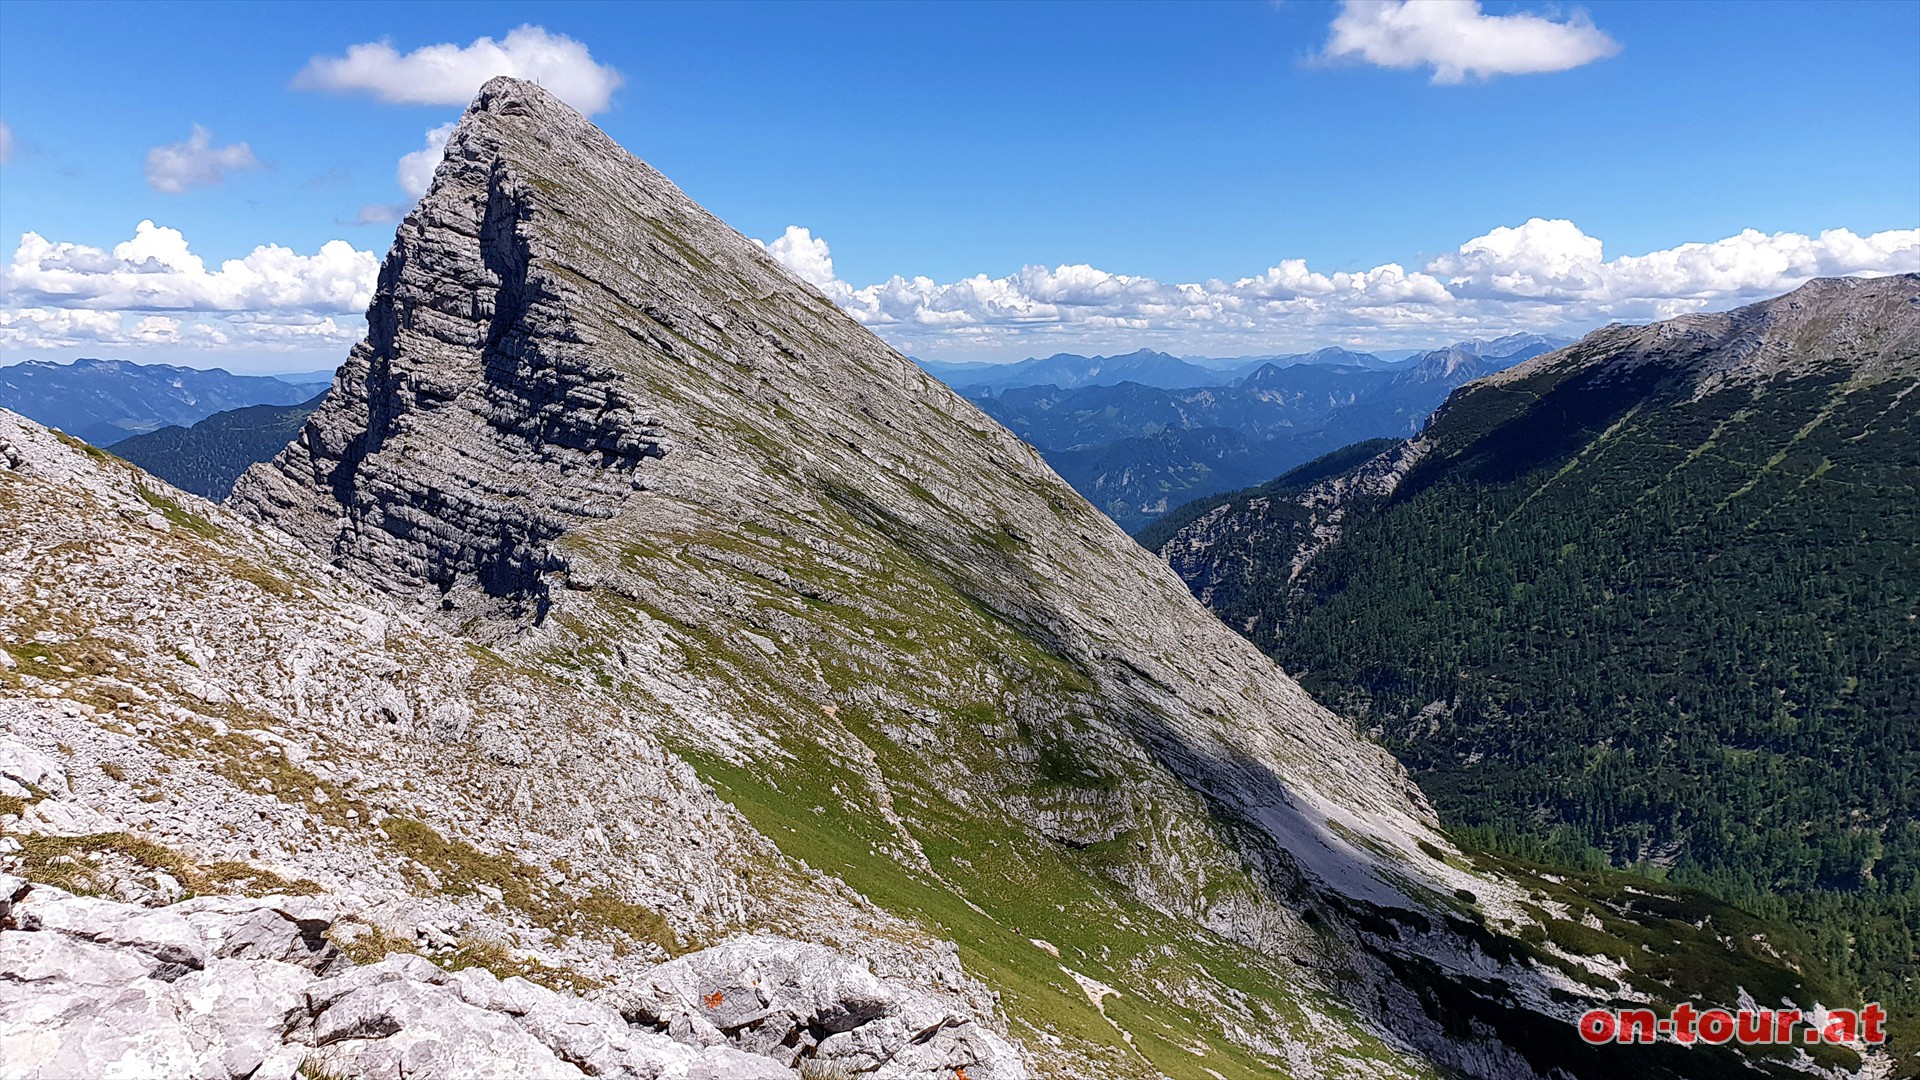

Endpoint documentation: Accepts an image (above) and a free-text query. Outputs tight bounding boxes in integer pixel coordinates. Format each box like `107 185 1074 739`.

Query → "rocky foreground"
0 409 1019 1079
0 866 1021 1079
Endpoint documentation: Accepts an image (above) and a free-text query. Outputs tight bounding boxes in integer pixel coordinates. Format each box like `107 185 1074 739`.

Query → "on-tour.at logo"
1578 1003 1888 1046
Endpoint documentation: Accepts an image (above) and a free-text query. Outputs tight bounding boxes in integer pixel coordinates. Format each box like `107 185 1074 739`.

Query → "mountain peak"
1484 272 1920 392
222 82 1672 1074
237 58 1431 830
467 74 613 148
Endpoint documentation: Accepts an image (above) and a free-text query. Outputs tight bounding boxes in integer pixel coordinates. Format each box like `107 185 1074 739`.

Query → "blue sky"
1 0 1916 370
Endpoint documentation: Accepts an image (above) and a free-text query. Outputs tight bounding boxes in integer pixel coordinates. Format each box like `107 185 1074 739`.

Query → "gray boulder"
625 936 1023 1078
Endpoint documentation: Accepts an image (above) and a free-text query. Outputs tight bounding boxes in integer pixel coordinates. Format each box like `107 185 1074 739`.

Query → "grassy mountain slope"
109 393 324 499
1149 276 1920 1060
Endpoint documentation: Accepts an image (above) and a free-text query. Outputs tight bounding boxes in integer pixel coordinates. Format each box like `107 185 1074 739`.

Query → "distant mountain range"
915 335 1566 394
920 334 1569 529
108 394 326 499
0 358 330 446
0 343 1568 529
916 348 1237 391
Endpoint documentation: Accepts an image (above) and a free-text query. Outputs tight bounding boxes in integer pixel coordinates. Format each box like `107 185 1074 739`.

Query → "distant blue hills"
916 333 1571 529
0 358 331 447
913 335 1567 394
0 337 1567 529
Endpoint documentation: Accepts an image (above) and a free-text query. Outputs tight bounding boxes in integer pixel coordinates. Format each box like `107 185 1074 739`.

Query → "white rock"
20 799 118 838
0 738 64 796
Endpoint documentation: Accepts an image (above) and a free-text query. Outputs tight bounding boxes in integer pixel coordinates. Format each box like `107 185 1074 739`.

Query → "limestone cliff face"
230 78 1568 1076
233 76 1445 878
234 85 668 620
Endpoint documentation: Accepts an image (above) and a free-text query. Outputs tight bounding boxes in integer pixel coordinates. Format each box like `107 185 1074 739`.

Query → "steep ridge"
1149 275 1919 1066
233 78 1510 1076
231 76 1447 893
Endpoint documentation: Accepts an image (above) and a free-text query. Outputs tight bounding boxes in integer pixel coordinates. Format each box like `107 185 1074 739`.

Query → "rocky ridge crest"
1153 273 1920 600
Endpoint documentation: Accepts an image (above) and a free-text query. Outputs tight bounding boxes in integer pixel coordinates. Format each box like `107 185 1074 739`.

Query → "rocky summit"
0 78 1866 1080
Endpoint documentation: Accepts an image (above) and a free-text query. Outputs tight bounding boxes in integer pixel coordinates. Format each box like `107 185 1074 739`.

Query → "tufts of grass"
228 559 297 599
5 830 321 899
51 430 117 465
439 937 601 994
379 817 680 957
133 485 220 539
575 888 681 957
169 719 374 831
328 922 418 967
294 1057 353 1080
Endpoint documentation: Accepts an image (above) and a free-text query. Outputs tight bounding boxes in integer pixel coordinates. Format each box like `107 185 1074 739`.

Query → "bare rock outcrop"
1 874 1020 1080
624 937 1021 1077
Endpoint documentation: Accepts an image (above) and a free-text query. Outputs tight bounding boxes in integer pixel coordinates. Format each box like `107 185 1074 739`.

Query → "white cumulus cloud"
295 26 623 114
4 221 377 315
759 220 1919 359
4 214 1911 366
757 226 841 293
1323 0 1620 83
0 306 359 355
1432 218 1920 308
0 223 381 360
397 122 457 200
144 125 263 194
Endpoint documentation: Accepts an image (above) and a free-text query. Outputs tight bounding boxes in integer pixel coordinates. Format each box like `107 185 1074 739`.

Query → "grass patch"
229 559 297 599
184 722 372 830
379 816 680 956
51 430 118 464
133 485 220 539
7 830 321 899
440 937 600 994
676 734 1394 1080
328 922 418 966
295 1058 354 1080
